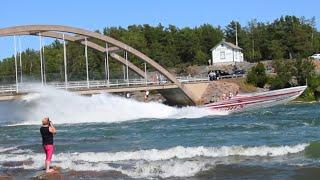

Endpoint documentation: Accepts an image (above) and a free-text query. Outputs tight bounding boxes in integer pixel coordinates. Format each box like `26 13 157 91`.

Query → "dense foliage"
268 58 315 88
245 58 320 101
246 62 267 88
0 15 320 84
269 60 294 89
226 16 320 61
306 75 320 101
267 58 320 101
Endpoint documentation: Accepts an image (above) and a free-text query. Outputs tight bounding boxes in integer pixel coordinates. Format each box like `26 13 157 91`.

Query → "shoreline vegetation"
246 60 320 102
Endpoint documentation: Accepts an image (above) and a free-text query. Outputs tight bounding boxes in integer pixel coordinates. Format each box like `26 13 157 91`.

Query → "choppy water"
0 87 320 179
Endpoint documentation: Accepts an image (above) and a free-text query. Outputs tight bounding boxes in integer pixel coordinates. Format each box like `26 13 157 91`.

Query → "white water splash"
13 85 227 125
0 143 309 178
0 146 17 153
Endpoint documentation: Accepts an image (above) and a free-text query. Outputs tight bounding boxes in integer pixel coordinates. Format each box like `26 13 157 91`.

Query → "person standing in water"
40 117 56 173
144 90 150 102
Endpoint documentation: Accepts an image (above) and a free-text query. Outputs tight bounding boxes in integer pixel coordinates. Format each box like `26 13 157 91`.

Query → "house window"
220 51 225 59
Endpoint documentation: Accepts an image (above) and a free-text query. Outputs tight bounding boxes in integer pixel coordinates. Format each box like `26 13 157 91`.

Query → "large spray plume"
13 85 227 125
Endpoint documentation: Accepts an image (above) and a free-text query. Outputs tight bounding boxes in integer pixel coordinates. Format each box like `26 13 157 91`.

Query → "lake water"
0 87 320 179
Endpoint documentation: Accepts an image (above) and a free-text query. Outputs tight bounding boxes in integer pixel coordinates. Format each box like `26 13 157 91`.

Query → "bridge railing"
177 75 208 82
176 73 245 82
0 75 245 94
0 78 172 94
0 84 17 93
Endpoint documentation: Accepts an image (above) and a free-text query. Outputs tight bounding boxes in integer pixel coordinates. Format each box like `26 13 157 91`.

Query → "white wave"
12 85 226 125
57 143 309 162
0 143 309 178
123 159 214 178
20 92 42 103
0 146 17 153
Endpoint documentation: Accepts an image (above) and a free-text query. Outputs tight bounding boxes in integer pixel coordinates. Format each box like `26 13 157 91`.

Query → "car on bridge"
208 70 231 80
232 69 246 76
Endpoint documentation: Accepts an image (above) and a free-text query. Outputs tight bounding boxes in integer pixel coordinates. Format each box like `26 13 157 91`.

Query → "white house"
210 40 244 64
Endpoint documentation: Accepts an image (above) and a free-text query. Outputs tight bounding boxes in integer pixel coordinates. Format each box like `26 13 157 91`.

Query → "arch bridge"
0 25 209 105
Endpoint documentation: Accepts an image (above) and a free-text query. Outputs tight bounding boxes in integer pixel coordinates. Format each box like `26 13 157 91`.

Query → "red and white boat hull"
204 86 307 113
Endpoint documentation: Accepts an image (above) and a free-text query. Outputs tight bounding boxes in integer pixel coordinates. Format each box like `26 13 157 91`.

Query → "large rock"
200 81 240 104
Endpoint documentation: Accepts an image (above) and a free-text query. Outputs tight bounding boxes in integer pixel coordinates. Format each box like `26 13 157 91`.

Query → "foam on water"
13 85 227 125
0 147 17 153
0 143 309 178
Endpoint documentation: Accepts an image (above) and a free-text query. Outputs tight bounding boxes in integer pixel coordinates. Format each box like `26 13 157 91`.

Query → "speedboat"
205 86 307 113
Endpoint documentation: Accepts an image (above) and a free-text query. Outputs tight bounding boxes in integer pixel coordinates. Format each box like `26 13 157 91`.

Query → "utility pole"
235 22 238 46
250 21 255 61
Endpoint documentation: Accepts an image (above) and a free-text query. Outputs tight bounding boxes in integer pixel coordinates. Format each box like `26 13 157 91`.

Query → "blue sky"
0 0 319 60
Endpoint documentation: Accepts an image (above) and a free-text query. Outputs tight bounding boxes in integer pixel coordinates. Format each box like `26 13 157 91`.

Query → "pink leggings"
43 144 54 162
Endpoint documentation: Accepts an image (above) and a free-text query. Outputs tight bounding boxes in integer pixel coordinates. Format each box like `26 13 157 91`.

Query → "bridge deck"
0 75 243 103
0 77 206 101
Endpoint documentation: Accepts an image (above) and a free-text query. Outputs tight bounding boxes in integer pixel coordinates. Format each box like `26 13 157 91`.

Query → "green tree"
195 24 224 59
307 75 320 101
268 40 284 59
269 60 294 89
247 62 267 88
292 58 315 85
194 50 207 65
271 16 314 59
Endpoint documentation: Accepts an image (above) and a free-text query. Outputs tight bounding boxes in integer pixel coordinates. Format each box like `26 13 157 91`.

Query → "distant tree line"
0 15 319 84
226 16 320 61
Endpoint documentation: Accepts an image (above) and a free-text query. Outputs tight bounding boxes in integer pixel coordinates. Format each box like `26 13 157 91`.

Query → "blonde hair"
42 117 50 125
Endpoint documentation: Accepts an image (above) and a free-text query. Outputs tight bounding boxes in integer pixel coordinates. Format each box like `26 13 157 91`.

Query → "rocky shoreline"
117 80 241 106
1 168 132 180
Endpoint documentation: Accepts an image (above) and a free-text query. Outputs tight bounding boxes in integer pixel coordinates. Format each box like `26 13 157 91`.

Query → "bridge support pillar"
105 43 110 86
62 34 68 89
13 36 19 93
39 34 44 85
85 37 89 88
